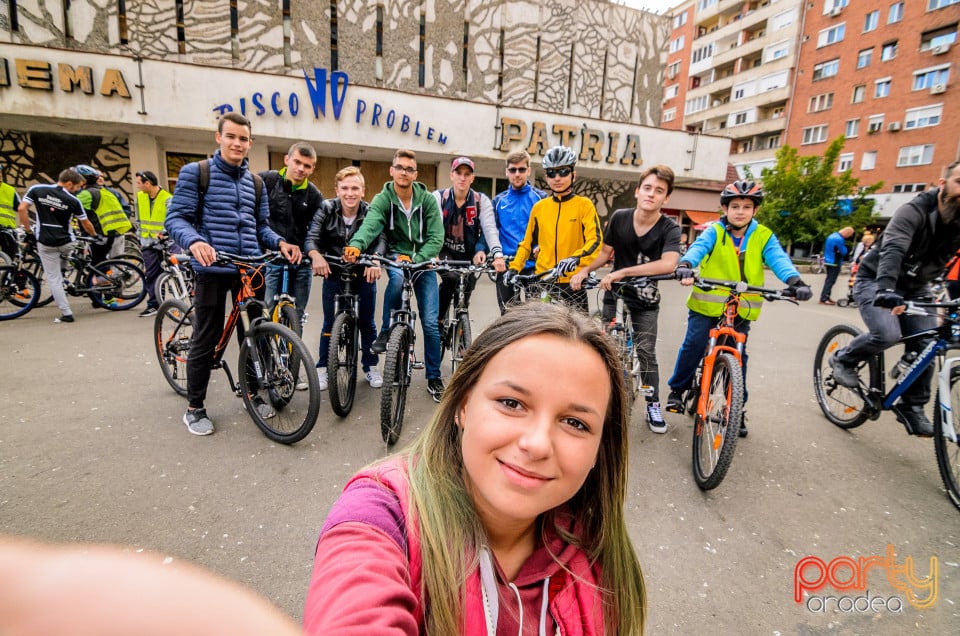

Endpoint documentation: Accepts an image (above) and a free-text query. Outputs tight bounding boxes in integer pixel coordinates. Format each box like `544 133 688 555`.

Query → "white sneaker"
366 368 383 388
317 367 328 391
647 401 667 434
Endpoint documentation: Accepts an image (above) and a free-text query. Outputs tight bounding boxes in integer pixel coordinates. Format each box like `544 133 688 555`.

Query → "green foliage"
757 137 882 250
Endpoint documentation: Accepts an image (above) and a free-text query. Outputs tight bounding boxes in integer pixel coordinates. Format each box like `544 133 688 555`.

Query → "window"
802 125 829 145
768 41 790 60
692 43 714 63
920 25 958 51
663 108 676 123
670 36 685 53
738 141 752 154
881 41 898 61
809 92 834 112
818 24 846 47
685 95 709 114
772 9 796 31
698 0 718 10
667 61 681 79
893 183 927 193
765 135 781 149
771 106 785 118
928 0 959 11
733 88 745 100
664 85 679 101
673 12 687 29
845 118 860 137
889 2 904 23
864 11 879 32
905 104 943 128
825 0 850 12
913 65 950 90
852 84 866 102
861 151 878 170
734 111 748 125
875 78 891 98
838 153 854 172
857 48 873 69
897 145 935 166
868 114 885 133
813 59 840 80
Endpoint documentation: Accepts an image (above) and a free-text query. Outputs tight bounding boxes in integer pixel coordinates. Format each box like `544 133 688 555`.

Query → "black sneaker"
427 378 445 403
371 331 390 354
738 411 749 438
138 306 158 318
892 404 934 437
665 389 685 414
829 354 859 388
54 314 75 324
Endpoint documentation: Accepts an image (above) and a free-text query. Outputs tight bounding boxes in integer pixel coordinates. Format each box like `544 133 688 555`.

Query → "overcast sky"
618 0 681 16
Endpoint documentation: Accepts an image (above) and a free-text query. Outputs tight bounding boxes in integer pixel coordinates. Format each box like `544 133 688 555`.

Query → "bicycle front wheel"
276 302 301 338
328 312 358 417
0 266 40 320
239 322 320 444
87 259 146 310
934 359 960 512
692 352 743 490
154 299 193 397
813 324 877 429
380 325 411 445
450 311 472 374
155 271 188 304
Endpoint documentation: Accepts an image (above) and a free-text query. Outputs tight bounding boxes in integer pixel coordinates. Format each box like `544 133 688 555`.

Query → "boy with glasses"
504 145 602 313
491 150 545 311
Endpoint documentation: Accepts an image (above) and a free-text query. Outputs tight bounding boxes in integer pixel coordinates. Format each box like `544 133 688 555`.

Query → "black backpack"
191 159 264 226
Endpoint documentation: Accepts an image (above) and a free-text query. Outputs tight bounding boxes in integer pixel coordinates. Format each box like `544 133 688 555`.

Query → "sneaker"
829 354 859 388
738 411 749 438
295 378 309 391
427 378 445 403
371 331 390 354
366 368 383 388
316 367 328 391
819 299 836 306
183 408 214 436
892 404 934 437
54 314 75 324
665 389 685 414
138 306 158 318
647 402 667 434
252 396 276 419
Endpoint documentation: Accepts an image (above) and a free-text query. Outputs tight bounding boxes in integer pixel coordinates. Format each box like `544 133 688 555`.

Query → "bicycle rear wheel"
934 359 960 512
239 322 320 444
0 266 40 320
87 259 146 310
380 325 411 445
692 352 742 490
813 324 877 429
450 311 472 374
328 312 358 417
154 299 193 397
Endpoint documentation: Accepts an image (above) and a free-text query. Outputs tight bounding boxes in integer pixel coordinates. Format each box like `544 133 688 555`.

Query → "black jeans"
438 269 478 323
602 296 663 402
495 266 533 313
821 264 841 301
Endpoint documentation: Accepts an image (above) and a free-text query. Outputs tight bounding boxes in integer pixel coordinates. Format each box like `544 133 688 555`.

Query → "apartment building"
664 0 803 178
661 0 696 131
788 0 960 217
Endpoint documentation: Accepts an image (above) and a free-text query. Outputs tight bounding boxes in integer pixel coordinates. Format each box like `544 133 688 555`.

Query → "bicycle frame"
696 295 748 421
209 261 271 392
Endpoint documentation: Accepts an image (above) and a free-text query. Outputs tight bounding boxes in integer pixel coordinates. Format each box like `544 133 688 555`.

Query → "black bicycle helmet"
542 145 577 170
720 180 763 206
75 164 100 184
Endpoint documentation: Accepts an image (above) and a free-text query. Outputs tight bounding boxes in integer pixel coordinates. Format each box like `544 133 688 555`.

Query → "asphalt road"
1 271 957 635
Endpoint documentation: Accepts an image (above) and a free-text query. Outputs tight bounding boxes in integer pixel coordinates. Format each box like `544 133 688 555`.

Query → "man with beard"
829 160 960 437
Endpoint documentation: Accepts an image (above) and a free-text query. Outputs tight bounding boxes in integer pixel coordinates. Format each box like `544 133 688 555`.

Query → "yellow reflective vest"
77 185 133 235
137 189 171 240
0 183 17 228
687 222 772 321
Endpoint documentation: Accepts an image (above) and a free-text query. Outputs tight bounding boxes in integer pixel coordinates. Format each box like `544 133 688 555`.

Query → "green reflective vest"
137 189 171 239
687 222 772 321
0 183 17 228
77 185 133 235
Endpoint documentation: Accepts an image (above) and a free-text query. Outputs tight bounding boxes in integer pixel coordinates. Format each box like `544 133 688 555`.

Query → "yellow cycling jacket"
508 193 602 283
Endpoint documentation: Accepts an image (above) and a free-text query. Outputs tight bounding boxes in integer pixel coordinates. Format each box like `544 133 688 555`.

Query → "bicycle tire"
934 359 960 512
239 321 320 444
692 352 742 490
813 324 877 429
328 312 358 417
155 271 188 304
154 299 193 397
450 311 472 374
380 325 411 445
0 266 40 320
277 302 301 338
86 259 146 310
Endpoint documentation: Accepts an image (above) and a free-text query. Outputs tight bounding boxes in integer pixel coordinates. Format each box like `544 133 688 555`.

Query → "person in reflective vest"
665 180 812 437
0 162 22 259
74 164 133 265
136 170 172 316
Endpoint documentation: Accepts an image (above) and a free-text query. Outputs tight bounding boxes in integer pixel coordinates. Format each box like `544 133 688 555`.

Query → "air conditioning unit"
933 43 951 55
931 82 947 95
888 121 902 132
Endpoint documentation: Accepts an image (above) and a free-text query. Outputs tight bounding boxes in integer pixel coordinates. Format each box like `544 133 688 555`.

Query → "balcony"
722 115 787 140
696 0 747 25
712 30 773 67
698 1 781 46
685 85 791 126
686 56 794 100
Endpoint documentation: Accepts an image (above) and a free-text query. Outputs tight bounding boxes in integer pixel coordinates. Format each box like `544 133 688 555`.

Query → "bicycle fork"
937 353 960 443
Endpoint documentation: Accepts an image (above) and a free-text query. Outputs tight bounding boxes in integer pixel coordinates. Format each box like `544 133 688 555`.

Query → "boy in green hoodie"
343 149 446 402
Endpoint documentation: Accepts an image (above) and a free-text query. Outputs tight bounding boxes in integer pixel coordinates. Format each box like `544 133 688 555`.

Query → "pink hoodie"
303 458 606 635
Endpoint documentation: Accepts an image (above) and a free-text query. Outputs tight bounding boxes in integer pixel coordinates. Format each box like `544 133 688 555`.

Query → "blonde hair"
335 166 365 188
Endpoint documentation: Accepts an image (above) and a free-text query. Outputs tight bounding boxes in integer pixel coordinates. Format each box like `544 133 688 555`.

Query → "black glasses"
392 165 418 174
544 167 572 179
507 166 528 174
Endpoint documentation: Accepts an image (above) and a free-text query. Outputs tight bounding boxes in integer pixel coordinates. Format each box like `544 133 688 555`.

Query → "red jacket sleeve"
303 523 419 635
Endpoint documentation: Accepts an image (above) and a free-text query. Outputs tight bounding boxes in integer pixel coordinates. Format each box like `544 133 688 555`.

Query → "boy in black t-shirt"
570 165 681 433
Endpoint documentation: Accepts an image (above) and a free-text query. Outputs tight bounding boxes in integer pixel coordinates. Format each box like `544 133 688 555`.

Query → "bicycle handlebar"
693 276 800 303
319 253 377 268
371 254 437 271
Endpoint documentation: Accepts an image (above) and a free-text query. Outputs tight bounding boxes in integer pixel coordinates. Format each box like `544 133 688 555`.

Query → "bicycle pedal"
412 360 425 369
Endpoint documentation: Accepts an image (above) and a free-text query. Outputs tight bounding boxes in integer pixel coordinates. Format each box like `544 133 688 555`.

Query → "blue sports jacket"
492 182 545 269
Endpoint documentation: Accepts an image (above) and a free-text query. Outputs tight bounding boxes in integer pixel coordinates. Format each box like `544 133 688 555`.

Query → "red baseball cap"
450 156 475 172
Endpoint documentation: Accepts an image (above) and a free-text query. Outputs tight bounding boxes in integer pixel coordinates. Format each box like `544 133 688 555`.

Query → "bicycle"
372 255 434 446
152 234 194 303
0 258 41 320
677 277 798 490
268 260 303 337
813 299 960 512
436 259 492 375
153 251 321 444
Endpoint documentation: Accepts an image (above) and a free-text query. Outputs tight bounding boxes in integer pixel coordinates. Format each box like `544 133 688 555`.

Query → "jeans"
821 264 841 301
835 276 936 406
264 261 313 325
318 275 379 372
668 309 752 404
438 269 477 323
382 265 441 380
602 296 662 402
37 242 74 316
141 245 163 309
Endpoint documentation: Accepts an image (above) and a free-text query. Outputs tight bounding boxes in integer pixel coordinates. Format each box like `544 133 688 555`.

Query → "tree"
756 137 882 253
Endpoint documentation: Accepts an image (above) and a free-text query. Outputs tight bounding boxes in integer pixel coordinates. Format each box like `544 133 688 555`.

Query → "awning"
665 189 721 212
685 210 721 228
